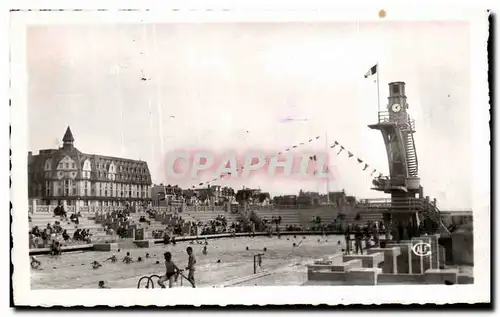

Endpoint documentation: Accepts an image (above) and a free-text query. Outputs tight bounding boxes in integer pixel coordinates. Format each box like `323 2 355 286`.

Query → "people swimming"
145 253 150 259
158 252 181 289
30 256 41 269
202 245 207 255
92 261 102 269
105 254 118 263
185 247 196 288
122 252 134 264
137 257 143 262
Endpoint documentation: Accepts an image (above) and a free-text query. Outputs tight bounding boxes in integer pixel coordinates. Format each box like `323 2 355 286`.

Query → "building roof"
28 128 152 185
62 126 74 143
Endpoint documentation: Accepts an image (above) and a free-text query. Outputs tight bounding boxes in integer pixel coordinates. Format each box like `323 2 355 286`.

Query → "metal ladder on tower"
404 131 418 177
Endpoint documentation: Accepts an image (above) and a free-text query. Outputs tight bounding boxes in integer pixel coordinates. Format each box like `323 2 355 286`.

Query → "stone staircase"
182 210 241 226
254 207 301 230
255 206 340 230
297 206 339 228
129 212 167 232
29 212 108 241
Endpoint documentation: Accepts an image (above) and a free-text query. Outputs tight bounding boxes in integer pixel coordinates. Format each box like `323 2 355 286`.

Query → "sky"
27 21 473 209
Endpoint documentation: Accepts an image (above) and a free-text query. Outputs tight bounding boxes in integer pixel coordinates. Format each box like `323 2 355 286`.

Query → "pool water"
31 235 345 289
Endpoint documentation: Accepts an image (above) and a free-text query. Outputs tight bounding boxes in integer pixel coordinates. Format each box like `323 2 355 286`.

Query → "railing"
378 111 391 123
137 272 195 288
372 177 407 190
377 111 415 130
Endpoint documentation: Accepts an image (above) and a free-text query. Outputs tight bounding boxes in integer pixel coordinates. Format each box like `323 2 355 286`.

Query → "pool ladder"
137 272 195 288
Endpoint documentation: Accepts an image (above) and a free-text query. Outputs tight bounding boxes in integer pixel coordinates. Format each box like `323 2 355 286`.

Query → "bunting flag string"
191 134 322 188
326 139 385 179
189 134 388 189
336 146 345 155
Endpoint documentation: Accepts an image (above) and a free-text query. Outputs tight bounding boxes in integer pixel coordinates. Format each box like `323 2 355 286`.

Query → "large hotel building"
28 127 153 207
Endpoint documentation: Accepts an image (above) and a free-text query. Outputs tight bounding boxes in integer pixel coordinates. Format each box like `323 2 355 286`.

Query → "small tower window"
392 85 400 94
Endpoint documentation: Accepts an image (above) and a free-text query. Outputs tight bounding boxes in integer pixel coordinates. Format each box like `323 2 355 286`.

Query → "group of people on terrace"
29 220 92 249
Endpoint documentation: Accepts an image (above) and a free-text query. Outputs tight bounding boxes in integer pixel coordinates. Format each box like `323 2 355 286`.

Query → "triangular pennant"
309 139 313 142
292 145 297 148
334 141 339 146
348 151 354 158
357 158 363 164
300 142 304 145
378 173 383 178
285 148 290 152
316 136 320 139
337 147 344 155
330 144 337 148
363 163 369 171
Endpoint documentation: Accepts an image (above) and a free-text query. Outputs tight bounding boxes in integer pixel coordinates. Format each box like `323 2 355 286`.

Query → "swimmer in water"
202 245 207 255
105 254 118 263
158 252 181 288
98 281 110 289
145 253 150 259
137 257 142 262
204 238 208 245
30 256 41 269
122 252 134 264
92 261 102 269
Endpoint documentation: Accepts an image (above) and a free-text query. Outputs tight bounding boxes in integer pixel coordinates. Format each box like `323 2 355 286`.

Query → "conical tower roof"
63 126 74 143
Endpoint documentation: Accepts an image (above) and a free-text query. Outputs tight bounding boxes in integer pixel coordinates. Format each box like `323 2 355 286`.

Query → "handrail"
136 272 195 289
408 128 419 176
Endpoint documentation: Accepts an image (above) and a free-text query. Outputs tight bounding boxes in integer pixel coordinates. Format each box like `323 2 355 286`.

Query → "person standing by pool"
354 226 364 255
158 252 181 288
344 224 352 255
185 247 196 288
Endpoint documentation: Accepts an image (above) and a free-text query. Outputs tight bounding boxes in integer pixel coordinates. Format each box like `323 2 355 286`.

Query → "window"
392 85 400 94
72 163 75 168
65 163 68 168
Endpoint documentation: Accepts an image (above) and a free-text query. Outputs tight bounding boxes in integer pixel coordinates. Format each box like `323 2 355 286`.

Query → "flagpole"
376 62 381 117
325 131 331 204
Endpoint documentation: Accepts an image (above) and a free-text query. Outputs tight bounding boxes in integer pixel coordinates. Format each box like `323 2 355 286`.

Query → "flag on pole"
364 64 378 78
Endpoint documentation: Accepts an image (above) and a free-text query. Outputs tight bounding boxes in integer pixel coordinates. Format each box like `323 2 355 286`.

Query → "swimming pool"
31 235 345 289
